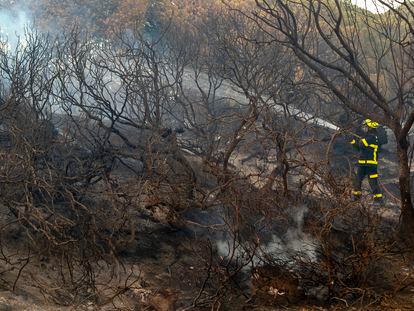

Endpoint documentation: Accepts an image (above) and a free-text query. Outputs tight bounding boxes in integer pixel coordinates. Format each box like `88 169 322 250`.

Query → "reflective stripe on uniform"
358 139 378 164
373 193 383 198
370 144 378 164
352 190 362 195
358 160 378 165
350 139 356 144
369 174 379 179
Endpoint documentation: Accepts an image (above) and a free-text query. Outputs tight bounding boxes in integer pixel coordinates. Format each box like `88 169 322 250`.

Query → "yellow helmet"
363 119 379 129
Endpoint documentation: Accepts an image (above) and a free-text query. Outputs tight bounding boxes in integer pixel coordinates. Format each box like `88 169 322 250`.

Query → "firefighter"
351 119 383 202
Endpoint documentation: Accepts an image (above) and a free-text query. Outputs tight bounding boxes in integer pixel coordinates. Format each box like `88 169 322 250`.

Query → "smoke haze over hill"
351 0 397 12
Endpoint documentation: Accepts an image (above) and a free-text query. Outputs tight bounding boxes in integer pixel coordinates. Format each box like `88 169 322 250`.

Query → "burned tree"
0 33 148 304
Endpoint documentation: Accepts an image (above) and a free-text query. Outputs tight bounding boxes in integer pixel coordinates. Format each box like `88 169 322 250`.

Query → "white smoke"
216 205 318 268
0 8 32 50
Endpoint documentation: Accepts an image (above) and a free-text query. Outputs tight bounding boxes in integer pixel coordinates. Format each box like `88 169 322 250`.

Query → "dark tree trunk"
396 135 414 242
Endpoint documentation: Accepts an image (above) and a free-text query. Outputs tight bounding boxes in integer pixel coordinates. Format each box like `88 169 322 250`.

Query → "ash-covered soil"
0 197 412 311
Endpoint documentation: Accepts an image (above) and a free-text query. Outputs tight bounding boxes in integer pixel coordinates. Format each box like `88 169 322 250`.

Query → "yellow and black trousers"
352 164 382 199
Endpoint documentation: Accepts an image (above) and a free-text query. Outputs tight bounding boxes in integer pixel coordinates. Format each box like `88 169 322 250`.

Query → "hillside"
0 0 413 310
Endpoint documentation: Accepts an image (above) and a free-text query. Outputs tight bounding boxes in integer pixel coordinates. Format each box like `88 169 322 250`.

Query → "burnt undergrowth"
0 28 410 311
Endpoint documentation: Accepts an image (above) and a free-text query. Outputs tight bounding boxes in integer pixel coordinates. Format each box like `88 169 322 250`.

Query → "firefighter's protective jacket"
350 131 379 165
